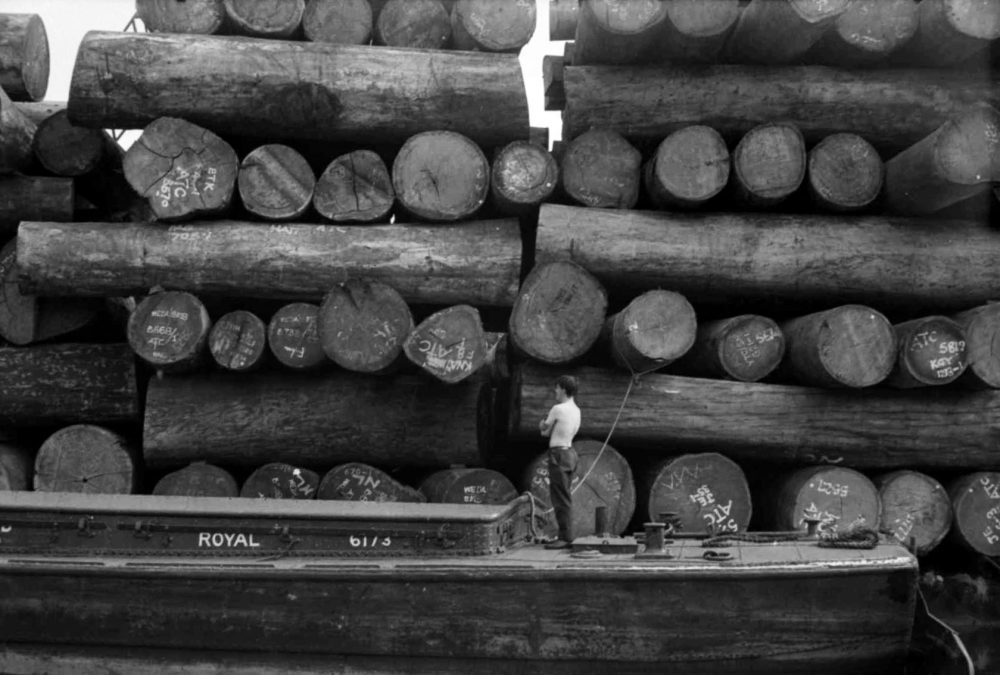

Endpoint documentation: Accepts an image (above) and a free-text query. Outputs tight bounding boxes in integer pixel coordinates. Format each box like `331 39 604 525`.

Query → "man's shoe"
544 539 571 550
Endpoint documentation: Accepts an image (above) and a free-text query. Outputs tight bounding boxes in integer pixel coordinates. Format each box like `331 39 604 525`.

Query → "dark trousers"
548 445 578 542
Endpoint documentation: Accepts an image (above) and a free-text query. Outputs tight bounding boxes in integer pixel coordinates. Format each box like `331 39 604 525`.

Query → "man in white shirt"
539 375 581 550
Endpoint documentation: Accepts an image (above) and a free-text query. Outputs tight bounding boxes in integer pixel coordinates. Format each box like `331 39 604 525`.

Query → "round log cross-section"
392 130 489 221
765 465 880 535
404 305 488 384
314 150 394 223
136 0 227 33
33 425 138 495
318 462 425 502
241 462 320 499
375 0 451 49
303 0 373 44
807 133 884 212
948 472 1000 557
237 144 315 221
267 302 326 371
318 279 413 374
490 140 558 216
223 0 304 38
152 462 239 497
208 309 267 372
603 289 697 374
560 128 641 209
675 314 785 382
644 125 730 209
886 316 967 388
733 122 807 206
874 469 952 556
419 468 518 505
127 291 212 373
953 303 1000 389
450 0 537 52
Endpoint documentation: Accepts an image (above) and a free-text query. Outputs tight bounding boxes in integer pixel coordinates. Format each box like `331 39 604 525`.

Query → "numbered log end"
404 305 487 384
451 0 537 52
267 302 326 370
238 144 316 221
223 0 305 38
948 472 1000 556
31 109 107 177
490 140 558 215
510 260 608 365
644 125 730 208
954 303 1000 388
375 0 451 49
607 289 697 373
393 130 489 221
0 13 49 102
808 133 884 212
684 314 785 382
887 316 967 388
209 310 267 372
314 150 394 223
153 462 239 497
127 291 212 373
733 122 806 206
241 462 320 499
560 128 641 208
123 117 238 222
33 425 138 495
640 453 752 534
319 279 413 373
303 0 373 44
875 470 952 556
419 468 517 505
318 463 425 502
768 465 880 534
136 0 227 33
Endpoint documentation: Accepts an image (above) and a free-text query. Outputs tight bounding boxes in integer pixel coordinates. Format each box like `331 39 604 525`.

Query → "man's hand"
539 417 552 437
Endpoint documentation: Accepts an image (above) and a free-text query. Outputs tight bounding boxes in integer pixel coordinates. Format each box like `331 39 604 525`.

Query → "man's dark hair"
555 375 578 398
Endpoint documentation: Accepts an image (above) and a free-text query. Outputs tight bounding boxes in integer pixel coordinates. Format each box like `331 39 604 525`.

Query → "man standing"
539 375 581 550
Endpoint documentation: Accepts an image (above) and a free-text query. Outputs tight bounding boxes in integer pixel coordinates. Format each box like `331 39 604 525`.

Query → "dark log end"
127 291 212 372
153 462 239 497
314 149 394 222
451 0 537 52
404 304 487 383
209 310 267 372
319 279 413 373
267 302 326 370
241 462 320 499
318 462 425 502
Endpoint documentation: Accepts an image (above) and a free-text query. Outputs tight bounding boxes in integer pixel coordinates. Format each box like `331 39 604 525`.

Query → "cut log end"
32 110 107 177
560 128 641 209
451 0 537 52
318 463 425 502
404 304 487 383
640 453 752 534
768 466 880 534
935 104 1000 185
490 140 558 214
821 0 920 63
954 303 1000 388
888 316 967 388
690 314 786 383
808 133 883 211
223 0 305 38
876 470 952 556
238 144 316 221
127 291 212 372
948 472 1000 557
375 0 451 49
240 463 319 499
209 310 267 372
152 462 239 497
0 13 50 102
303 0 373 44
314 150 394 222
420 468 517 505
33 425 137 495
136 0 227 33
392 130 489 221
645 125 730 208
319 279 413 373
734 122 806 205
267 302 326 370
608 289 697 373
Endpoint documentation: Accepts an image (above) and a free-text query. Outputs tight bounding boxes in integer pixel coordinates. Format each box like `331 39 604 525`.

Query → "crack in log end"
265 83 342 135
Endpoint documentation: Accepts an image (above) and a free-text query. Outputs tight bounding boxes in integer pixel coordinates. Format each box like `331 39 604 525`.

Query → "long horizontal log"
17 219 522 306
535 203 1000 311
67 31 529 147
560 63 999 150
509 362 1000 470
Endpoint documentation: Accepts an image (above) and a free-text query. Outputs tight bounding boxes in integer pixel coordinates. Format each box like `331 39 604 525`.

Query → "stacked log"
126 291 212 374
241 463 320 499
948 472 1000 557
318 279 413 374
152 462 239 497
419 468 517 505
317 463 424 502
760 466 880 535
874 470 952 556
672 315 784 383
33 425 139 495
208 310 268 372
0 14 49 102
0 441 32 491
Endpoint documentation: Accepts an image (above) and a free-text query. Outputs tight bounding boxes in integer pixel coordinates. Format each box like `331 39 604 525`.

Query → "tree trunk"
549 0 578 40
267 302 326 371
723 0 850 64
418 468 517 505
152 462 239 497
318 279 412 374
671 314 785 383
144 370 493 468
519 439 635 538
0 86 36 173
644 125 729 208
947 472 1000 557
534 203 1000 312
807 0 920 67
33 425 138 495
303 0 373 44
953 303 1000 389
241 463 320 500
68 31 529 148
0 442 32 491
602 289 696 374
317 462 425 502
572 0 668 64
450 0 536 52
0 343 139 427
884 103 1000 215
0 13 48 102
223 0 304 38
891 0 1000 67
208 310 268 372
732 122 806 207
874 470 952 556
136 0 227 33
760 466 880 535
404 305 487 384
560 128 641 208
490 140 558 216
127 291 212 374
806 133 883 212
780 305 896 388
660 0 741 63
238 144 315 221
509 261 607 365
636 452 752 534
392 131 488 221
0 175 73 235
510 362 1000 469
374 0 451 49
17 218 522 306
885 316 967 388
314 150 394 222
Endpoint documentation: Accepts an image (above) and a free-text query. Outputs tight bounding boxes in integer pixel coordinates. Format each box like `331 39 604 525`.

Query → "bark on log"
534 203 1000 312
560 128 641 208
238 144 315 221
807 0 920 67
490 140 558 216
392 131 488 221
143 371 492 468
303 0 373 44
374 0 451 49
807 133 883 212
510 362 1000 469
602 289 696 374
660 0 742 63
241 463 319 499
314 150 394 222
13 100 63 126
762 466 880 535
723 0 850 64
0 343 139 427
68 31 530 148
892 0 1000 67
559 63 1000 152
404 305 487 384
874 470 952 556
318 279 412 374
223 0 304 38
637 452 752 534
31 109 109 177
948 472 1000 557
419 468 517 505
152 462 239 497
672 314 784 383
884 103 1000 216
0 13 49 102
549 0 579 40
0 86 36 173
267 302 325 371
33 425 138 495
0 442 32 491
885 316 967 388
509 261 607 365
317 462 425 502
123 117 239 222
732 122 806 206
208 310 268 372
0 175 73 235
17 219 522 306
136 0 227 33
780 305 896 389
127 291 212 374
519 439 635 539
450 0 536 52
572 0 669 65
644 125 729 208
953 303 1000 389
